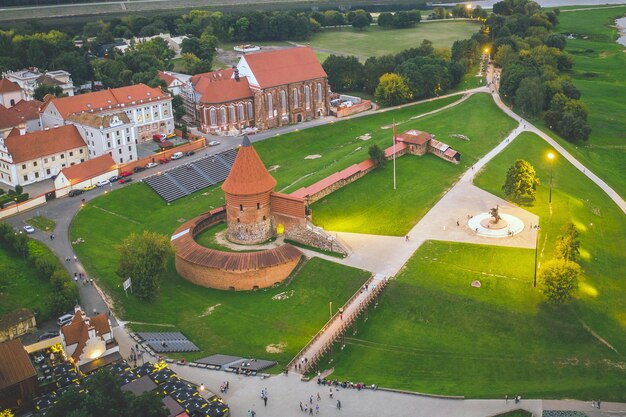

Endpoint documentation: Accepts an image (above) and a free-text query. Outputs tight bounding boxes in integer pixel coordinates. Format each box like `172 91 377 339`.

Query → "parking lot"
135 136 190 159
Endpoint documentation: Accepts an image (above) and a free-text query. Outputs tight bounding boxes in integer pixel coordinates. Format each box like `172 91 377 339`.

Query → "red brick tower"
221 136 277 244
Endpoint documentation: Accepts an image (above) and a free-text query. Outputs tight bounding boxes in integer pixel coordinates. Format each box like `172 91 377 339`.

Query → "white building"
0 79 24 108
40 84 174 165
3 69 74 100
157 71 189 96
115 33 188 57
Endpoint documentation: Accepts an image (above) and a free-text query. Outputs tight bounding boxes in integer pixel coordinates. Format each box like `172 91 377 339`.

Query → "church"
182 47 330 134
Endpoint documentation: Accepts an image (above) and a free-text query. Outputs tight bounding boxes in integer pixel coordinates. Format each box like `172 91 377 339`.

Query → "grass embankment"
550 7 626 198
311 93 516 235
325 133 626 400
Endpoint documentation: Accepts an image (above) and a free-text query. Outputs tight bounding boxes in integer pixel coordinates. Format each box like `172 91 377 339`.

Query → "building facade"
0 79 24 108
3 68 74 100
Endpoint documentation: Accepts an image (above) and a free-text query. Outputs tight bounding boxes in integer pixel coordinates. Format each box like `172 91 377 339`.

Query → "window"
118 149 122 154
79 149 83 154
107 142 111 149
22 164 26 169
220 107 227 124
10 99 15 106
33 161 38 167
317 83 323 102
229 106 236 122
210 108 217 125
239 204 243 211
46 168 51 175
117 139 121 145
80 159 85 163
44 158 48 163
256 203 260 210
128 146 132 151
23 175 28 181
248 102 254 119
267 93 273 115
293 88 299 107
69 151 73 157
70 163 75 166
120 157 124 163
305 85 311 109
60 154 65 159
281 90 287 114
238 104 244 120
106 133 110 139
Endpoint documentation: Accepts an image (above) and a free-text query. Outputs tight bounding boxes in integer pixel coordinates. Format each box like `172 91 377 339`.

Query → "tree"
117 231 172 302
539 259 581 304
555 223 580 263
33 85 64 101
374 73 412 106
368 144 386 169
322 55 364 92
171 95 185 122
514 76 544 118
352 10 371 30
502 159 540 203
377 12 394 28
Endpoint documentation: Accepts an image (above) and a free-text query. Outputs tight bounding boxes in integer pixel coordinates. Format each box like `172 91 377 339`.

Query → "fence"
0 194 47 220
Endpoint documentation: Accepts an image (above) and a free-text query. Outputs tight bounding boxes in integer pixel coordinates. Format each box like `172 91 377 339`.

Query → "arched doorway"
296 114 302 122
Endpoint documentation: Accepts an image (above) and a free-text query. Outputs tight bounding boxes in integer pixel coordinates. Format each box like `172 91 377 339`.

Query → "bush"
539 259 582 304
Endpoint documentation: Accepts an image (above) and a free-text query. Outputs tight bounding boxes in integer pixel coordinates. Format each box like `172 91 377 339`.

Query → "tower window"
239 204 243 211
237 218 240 223
257 203 260 210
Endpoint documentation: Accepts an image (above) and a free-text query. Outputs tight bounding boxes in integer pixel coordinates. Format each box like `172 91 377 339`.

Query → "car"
109 175 121 182
171 151 184 160
96 179 110 187
208 140 220 146
146 162 158 169
153 133 166 142
159 158 169 164
68 189 84 197
82 184 97 191
120 171 132 177
118 177 134 184
133 166 146 173
57 313 73 326
23 225 35 234
185 151 195 157
38 331 58 341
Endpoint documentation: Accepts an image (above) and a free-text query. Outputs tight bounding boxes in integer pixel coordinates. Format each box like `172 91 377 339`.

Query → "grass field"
0 243 56 319
549 6 626 198
305 21 480 60
71 185 370 368
310 93 517 236
323 132 626 399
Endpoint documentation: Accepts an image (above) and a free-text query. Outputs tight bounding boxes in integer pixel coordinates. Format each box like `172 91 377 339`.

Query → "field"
549 6 626 198
0 243 56 320
305 21 480 60
323 132 626 399
310 93 517 236
71 184 370 368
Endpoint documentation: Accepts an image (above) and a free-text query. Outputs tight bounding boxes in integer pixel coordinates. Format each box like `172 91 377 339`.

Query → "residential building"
157 70 188 96
54 154 118 196
3 68 74 100
184 47 330 134
0 124 87 187
40 84 174 164
0 339 38 409
59 306 121 374
0 100 42 139
116 33 188 57
0 78 24 107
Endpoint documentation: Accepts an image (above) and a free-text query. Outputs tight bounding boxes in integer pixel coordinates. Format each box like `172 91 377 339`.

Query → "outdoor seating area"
194 354 276 375
143 149 238 203
136 332 200 353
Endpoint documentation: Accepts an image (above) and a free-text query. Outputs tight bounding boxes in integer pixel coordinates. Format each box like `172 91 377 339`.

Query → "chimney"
19 127 26 136
234 68 240 82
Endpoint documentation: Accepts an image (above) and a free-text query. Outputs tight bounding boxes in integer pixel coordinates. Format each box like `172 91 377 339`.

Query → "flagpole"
393 119 396 190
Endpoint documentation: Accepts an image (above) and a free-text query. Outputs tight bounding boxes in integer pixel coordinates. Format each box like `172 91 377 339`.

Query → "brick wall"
335 100 372 118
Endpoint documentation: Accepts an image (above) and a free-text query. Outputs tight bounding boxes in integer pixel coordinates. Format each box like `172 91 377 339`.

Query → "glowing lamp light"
466 3 472 9
89 348 104 360
547 152 555 160
200 383 205 391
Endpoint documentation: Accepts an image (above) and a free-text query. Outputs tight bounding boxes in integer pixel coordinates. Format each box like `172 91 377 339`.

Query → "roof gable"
241 47 326 89
61 309 111 362
0 78 22 93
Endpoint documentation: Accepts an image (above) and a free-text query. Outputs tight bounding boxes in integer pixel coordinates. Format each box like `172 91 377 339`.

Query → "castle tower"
221 136 277 244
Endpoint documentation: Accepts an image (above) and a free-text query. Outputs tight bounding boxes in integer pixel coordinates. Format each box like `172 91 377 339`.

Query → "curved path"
6 68 626 416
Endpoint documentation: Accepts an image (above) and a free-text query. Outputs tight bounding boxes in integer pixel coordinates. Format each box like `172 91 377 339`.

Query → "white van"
171 152 184 160
57 313 74 326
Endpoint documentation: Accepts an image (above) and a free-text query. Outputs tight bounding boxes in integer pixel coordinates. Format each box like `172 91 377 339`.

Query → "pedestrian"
300 402 304 412
405 235 409 241
597 400 601 409
316 404 320 414
330 388 333 399
304 405 308 413
263 396 267 406
92 308 97 315
337 400 341 410
251 410 256 417
317 392 321 401
74 255 77 261
74 274 78 283
456 220 460 226
310 395 313 404
505 394 508 403
592 400 596 408
309 406 313 415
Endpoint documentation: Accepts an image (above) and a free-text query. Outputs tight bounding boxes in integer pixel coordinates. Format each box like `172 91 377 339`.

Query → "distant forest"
1 0 106 6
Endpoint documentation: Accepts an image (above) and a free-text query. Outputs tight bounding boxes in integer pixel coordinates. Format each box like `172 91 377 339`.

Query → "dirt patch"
268 165 280 172
358 133 371 141
199 303 221 318
266 343 286 353
272 290 295 301
305 154 322 160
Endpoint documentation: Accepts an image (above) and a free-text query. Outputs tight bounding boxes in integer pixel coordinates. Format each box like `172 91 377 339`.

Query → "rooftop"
61 308 112 362
58 153 117 183
221 136 276 196
0 339 37 391
5 124 86 163
242 47 327 89
0 78 21 93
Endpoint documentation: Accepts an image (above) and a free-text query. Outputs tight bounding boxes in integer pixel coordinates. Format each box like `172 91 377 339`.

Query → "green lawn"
25 216 56 232
549 7 626 198
0 243 56 320
307 21 480 60
71 184 370 369
311 93 517 235
323 132 626 399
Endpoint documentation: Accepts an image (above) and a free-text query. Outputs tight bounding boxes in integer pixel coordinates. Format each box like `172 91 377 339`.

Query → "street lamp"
547 152 555 204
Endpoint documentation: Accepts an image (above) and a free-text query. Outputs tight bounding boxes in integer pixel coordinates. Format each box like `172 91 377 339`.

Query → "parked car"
82 184 97 191
57 313 73 326
96 179 110 187
109 175 122 182
159 158 169 164
185 151 195 156
38 331 58 341
153 133 166 142
208 140 220 146
120 171 132 177
133 166 146 173
68 189 84 197
171 151 184 160
146 162 158 169
23 225 35 234
118 177 133 184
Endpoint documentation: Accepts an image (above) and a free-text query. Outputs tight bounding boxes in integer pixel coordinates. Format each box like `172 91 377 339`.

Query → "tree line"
489 0 591 142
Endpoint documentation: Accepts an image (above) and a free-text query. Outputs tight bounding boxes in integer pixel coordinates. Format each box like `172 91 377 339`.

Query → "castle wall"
224 191 273 244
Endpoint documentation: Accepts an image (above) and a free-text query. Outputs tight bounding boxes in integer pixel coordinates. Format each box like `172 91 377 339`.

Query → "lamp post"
547 152 555 204
329 301 332 320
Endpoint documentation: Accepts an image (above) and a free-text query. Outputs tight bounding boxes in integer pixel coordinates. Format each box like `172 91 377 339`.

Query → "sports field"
325 132 626 399
550 6 626 198
306 21 480 60
311 93 517 236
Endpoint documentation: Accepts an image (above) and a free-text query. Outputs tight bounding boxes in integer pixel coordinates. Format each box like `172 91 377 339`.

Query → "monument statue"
489 205 502 224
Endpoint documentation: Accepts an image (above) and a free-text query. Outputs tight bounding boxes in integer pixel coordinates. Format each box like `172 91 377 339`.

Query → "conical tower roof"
222 136 277 196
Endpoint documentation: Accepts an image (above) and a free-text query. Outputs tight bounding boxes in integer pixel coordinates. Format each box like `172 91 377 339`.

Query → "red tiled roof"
191 69 234 87
5 125 86 163
59 154 117 183
384 142 407 158
0 339 36 391
0 78 21 93
61 309 111 363
157 71 177 87
395 129 431 146
42 84 169 118
222 136 276 195
11 99 42 121
199 77 252 104
0 104 25 129
244 47 326 88
291 160 374 199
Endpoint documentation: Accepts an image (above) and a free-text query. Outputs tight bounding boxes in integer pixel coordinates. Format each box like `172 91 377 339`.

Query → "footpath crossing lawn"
326 132 626 399
551 6 626 198
311 93 517 236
